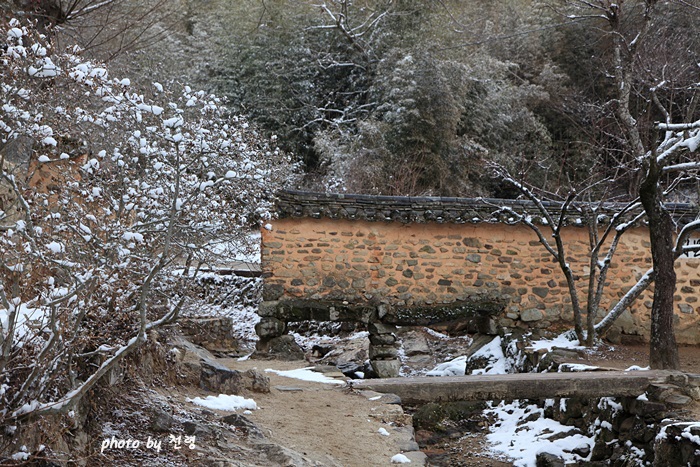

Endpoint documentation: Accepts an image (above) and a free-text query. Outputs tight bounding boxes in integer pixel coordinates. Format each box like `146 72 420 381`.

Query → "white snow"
657 422 700 444
187 394 257 411
528 333 584 352
349 330 369 340
426 336 516 376
470 336 508 375
265 367 345 385
378 427 390 436
46 241 64 253
485 400 594 466
42 136 57 146
391 453 412 463
426 355 466 376
237 352 253 362
558 363 599 372
122 232 144 243
7 27 23 39
625 365 650 371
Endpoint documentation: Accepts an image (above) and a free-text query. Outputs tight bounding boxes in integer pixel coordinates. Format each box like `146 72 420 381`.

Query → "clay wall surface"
262 216 700 344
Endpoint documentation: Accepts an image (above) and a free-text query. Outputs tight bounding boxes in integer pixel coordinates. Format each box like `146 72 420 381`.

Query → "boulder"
371 359 401 378
221 414 264 438
255 335 304 360
200 359 243 394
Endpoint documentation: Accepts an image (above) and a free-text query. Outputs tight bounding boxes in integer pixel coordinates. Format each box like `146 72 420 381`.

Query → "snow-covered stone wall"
261 190 700 345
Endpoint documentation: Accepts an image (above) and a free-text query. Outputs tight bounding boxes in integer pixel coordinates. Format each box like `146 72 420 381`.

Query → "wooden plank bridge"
350 370 694 405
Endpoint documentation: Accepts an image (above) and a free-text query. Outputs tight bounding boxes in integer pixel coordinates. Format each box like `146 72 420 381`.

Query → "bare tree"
495 0 700 367
490 168 648 346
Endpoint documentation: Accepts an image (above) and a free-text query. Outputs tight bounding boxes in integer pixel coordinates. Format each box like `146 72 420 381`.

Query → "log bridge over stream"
351 370 700 405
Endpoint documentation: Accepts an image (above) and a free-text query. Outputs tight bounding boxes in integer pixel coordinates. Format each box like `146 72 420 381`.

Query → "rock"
221 414 264 438
369 345 400 359
200 358 243 394
571 443 591 458
663 393 692 408
255 441 324 467
311 344 334 357
255 318 286 339
521 308 544 322
255 335 304 360
604 327 622 344
401 331 431 356
274 386 303 392
535 452 565 467
405 354 434 367
378 393 402 405
369 333 398 345
654 423 700 467
336 361 364 378
591 438 614 462
184 421 214 438
371 359 401 378
396 439 420 452
150 407 174 432
401 451 428 466
628 399 666 416
243 368 270 393
369 322 399 336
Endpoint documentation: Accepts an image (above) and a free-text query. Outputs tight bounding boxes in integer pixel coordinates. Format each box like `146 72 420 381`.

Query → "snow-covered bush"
0 17 295 433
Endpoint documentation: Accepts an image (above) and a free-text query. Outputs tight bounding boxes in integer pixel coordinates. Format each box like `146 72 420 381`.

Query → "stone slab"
351 370 679 405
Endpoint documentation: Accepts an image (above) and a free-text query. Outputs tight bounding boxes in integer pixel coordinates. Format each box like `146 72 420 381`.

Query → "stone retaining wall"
261 192 700 346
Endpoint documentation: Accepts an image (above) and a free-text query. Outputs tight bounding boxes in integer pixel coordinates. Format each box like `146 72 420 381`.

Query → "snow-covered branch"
0 18 296 426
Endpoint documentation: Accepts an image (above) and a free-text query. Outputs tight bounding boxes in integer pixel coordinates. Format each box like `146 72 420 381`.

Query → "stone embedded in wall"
520 309 544 322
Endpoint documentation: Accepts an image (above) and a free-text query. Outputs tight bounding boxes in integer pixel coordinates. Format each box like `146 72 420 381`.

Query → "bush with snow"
0 18 296 438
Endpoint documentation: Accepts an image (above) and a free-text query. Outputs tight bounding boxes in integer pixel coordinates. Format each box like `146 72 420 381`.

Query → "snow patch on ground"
265 367 346 385
391 453 411 463
485 400 593 466
187 394 257 411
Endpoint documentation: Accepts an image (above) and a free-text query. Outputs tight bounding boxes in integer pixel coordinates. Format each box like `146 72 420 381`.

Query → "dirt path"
221 358 426 466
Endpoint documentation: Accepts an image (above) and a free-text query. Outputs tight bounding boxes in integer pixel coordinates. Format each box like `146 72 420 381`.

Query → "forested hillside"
5 0 698 199
173 0 700 199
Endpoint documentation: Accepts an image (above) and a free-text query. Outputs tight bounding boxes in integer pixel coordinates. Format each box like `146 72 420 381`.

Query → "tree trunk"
639 162 680 370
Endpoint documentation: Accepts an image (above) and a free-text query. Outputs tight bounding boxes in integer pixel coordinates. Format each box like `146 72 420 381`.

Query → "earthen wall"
262 215 700 344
